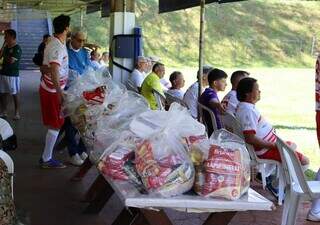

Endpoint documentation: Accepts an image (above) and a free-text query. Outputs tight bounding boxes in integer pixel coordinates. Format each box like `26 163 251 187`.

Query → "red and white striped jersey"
315 55 320 111
40 37 68 93
235 102 276 156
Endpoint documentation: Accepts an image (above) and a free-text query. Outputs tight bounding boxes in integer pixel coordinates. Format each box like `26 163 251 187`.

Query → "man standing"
141 62 165 110
64 27 90 166
39 14 70 169
0 29 22 119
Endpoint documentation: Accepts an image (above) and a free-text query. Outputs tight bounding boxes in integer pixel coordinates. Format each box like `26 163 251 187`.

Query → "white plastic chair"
126 81 139 93
220 112 285 205
152 89 166 110
0 150 14 198
164 92 189 109
276 136 320 225
198 102 218 133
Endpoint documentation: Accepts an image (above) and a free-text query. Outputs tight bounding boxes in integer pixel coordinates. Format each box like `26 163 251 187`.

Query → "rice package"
193 129 250 200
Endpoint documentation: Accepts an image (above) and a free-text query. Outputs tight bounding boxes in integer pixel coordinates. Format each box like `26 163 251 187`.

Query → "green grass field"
164 67 320 171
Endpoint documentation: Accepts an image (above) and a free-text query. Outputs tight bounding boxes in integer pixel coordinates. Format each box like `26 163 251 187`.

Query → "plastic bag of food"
192 129 251 200
129 103 206 197
91 90 150 162
97 132 141 180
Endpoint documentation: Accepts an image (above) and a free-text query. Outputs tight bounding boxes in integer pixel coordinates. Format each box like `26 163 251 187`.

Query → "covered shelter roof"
0 0 247 20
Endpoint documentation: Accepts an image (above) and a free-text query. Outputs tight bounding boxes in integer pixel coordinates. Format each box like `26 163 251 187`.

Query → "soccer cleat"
40 158 66 169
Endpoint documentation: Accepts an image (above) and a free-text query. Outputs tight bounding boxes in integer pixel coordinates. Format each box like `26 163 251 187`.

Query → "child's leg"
311 169 320 213
259 143 309 168
42 128 60 161
0 93 8 115
316 111 320 147
12 94 19 117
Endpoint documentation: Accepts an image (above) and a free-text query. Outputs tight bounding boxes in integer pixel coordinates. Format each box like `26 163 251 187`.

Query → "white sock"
42 129 59 162
311 169 320 213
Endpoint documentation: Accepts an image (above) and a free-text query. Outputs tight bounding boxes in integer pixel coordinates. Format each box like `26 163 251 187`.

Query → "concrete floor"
6 70 317 225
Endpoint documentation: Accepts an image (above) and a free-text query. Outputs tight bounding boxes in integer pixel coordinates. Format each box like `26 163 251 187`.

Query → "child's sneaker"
80 152 88 161
307 210 320 222
69 154 84 166
40 158 66 169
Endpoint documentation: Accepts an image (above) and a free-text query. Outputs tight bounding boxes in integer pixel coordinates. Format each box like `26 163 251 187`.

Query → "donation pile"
65 70 252 201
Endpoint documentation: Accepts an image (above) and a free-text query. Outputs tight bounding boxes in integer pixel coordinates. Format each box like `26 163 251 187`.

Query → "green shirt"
141 72 164 110
1 44 22 77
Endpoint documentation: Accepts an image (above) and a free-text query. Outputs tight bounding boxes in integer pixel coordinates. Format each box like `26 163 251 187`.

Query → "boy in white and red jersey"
39 14 70 169
221 70 249 115
235 77 309 165
307 55 320 222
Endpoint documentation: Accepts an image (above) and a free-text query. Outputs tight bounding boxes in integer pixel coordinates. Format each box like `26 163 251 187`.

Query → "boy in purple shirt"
200 68 227 136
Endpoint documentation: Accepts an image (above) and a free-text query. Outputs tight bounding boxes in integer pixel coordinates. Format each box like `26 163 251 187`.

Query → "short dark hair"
43 34 50 39
4 29 16 39
236 77 257 102
207 68 227 86
152 62 164 73
230 70 249 85
53 14 70 34
169 71 182 84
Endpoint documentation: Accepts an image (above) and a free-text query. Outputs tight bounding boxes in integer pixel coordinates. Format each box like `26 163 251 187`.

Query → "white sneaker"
80 152 88 161
307 210 320 222
69 154 84 166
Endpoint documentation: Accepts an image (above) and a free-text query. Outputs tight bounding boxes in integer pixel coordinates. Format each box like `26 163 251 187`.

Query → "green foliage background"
71 0 320 68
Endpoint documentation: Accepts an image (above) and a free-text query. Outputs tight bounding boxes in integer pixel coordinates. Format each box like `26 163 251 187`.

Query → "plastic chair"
276 136 320 225
152 89 166 110
164 92 189 109
126 81 139 93
198 102 218 134
0 150 14 198
220 112 285 205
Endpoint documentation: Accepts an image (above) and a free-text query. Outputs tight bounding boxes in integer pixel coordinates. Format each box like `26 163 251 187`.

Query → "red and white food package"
82 86 106 105
130 104 206 197
98 146 134 180
195 129 250 200
97 132 140 180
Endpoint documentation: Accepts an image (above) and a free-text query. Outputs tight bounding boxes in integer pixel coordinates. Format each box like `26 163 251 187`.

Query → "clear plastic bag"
191 129 251 200
62 69 128 155
91 91 150 162
97 131 146 192
129 103 206 197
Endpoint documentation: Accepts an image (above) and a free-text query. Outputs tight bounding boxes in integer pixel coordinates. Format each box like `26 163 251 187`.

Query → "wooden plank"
83 175 114 213
112 207 150 225
82 174 108 202
202 211 236 225
140 209 173 225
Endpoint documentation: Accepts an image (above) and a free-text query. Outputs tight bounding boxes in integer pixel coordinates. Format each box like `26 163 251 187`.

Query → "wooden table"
84 175 274 225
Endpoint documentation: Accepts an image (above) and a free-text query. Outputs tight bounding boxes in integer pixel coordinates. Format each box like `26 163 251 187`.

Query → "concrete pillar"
109 0 135 84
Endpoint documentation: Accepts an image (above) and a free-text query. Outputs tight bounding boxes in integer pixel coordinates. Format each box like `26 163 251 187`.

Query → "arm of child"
243 132 276 149
50 63 64 104
208 99 226 114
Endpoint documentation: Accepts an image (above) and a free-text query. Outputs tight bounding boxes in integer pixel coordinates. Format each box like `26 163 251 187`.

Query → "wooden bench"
84 174 274 225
